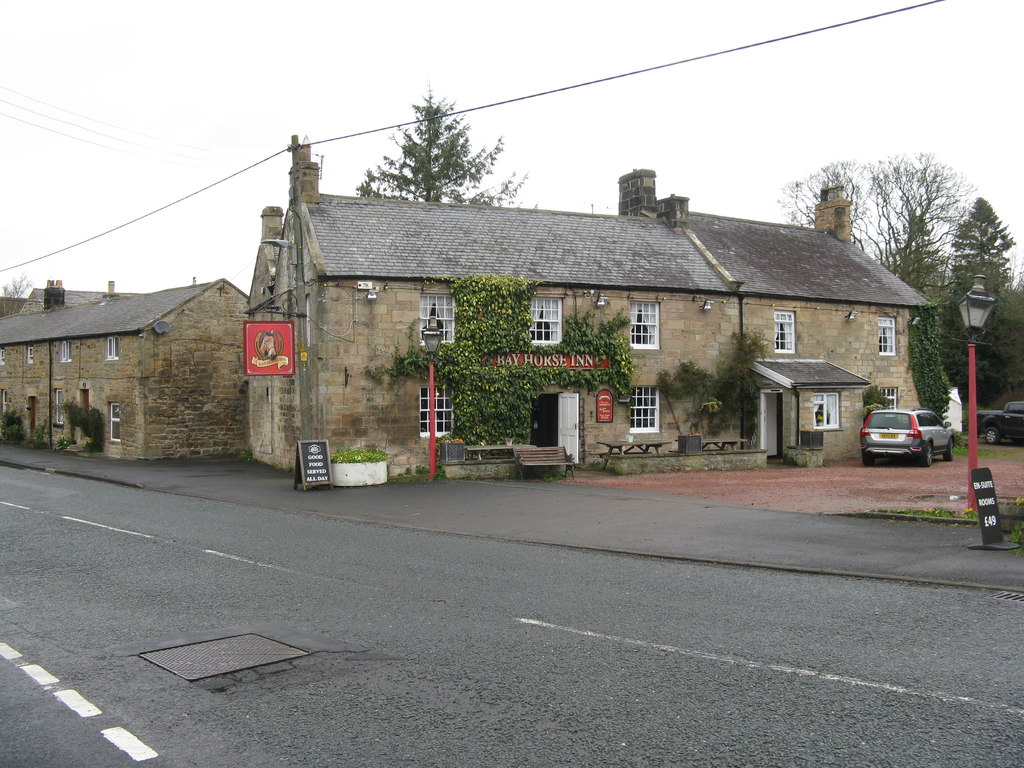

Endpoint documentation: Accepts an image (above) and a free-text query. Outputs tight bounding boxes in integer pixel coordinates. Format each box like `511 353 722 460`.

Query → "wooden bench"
514 446 575 479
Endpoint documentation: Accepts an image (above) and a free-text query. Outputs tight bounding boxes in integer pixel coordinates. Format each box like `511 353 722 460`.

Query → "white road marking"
0 642 22 660
1 501 31 509
101 727 159 761
203 549 302 574
61 516 153 538
517 617 1024 717
54 689 102 717
20 663 59 686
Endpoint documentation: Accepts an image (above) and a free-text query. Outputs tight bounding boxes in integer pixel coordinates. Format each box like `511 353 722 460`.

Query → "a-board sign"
294 440 332 490
969 467 1019 550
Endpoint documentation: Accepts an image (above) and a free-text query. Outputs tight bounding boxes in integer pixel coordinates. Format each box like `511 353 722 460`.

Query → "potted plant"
329 448 388 487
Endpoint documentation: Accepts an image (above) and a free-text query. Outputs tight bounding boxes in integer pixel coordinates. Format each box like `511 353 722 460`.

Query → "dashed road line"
1 640 158 761
101 727 159 762
61 516 154 538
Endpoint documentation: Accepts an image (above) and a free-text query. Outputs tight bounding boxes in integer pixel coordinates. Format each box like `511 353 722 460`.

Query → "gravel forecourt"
569 445 1024 515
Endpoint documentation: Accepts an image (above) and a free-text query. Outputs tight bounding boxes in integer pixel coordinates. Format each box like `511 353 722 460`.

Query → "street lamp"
959 275 996 511
420 316 444 481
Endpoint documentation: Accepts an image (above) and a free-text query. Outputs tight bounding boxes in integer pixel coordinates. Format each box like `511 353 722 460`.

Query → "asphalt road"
3 468 1024 767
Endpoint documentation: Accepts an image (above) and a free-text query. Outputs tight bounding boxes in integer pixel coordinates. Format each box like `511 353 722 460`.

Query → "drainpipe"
47 341 54 448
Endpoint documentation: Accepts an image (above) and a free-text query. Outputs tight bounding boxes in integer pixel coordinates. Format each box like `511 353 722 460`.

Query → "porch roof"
753 359 870 389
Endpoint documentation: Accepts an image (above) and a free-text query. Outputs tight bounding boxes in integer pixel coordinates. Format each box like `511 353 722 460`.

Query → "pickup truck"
977 401 1024 444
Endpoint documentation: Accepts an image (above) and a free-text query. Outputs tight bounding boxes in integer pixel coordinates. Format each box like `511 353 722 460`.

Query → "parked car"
860 408 954 467
977 401 1024 445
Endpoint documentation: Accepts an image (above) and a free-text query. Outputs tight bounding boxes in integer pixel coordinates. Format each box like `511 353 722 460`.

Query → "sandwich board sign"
294 440 332 490
968 467 1019 550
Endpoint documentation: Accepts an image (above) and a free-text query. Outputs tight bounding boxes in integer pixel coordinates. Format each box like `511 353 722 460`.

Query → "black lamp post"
420 316 443 481
958 275 996 511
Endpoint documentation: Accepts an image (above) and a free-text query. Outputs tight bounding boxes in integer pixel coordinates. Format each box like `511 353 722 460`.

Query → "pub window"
630 386 659 433
530 297 562 344
59 340 72 362
419 295 455 344
630 302 659 349
774 311 795 353
106 335 120 360
812 392 839 429
419 386 452 436
878 317 896 355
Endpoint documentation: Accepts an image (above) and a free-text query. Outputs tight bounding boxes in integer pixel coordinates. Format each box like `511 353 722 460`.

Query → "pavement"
3 444 1024 592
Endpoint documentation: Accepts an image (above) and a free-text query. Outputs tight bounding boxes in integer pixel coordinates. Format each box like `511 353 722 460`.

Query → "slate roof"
753 359 871 388
308 196 730 292
686 213 924 306
0 282 217 345
21 288 141 312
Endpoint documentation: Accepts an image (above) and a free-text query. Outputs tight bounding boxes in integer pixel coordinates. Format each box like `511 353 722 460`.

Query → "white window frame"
106 335 120 360
530 297 562 345
26 345 34 365
774 311 795 353
419 385 453 437
109 402 121 442
630 301 660 349
419 294 455 344
630 386 660 433
0 347 5 365
59 340 72 362
880 387 898 409
1 389 8 412
812 392 840 429
53 388 64 426
878 317 896 356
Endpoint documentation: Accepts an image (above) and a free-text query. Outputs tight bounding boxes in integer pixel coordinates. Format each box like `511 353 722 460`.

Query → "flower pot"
330 460 387 487
678 435 702 453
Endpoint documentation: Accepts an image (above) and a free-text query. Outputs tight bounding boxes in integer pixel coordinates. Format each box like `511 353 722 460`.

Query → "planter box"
677 435 702 453
330 460 387 487
798 430 824 448
440 442 465 462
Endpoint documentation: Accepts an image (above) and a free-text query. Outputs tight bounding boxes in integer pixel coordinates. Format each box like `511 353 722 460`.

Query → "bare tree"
780 154 973 297
0 272 32 317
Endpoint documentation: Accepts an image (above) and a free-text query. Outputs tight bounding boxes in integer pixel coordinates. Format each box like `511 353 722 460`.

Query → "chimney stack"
618 170 658 218
261 206 284 241
43 279 65 310
814 185 853 243
106 281 116 296
657 195 690 231
290 135 320 205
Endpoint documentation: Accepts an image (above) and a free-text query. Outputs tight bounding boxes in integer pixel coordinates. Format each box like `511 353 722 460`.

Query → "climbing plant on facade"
373 275 635 445
908 303 952 417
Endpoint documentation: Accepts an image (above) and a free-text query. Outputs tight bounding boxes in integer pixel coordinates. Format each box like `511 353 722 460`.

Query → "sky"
1 0 1020 296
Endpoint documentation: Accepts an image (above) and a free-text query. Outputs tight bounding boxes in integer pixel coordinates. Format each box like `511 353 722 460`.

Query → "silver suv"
860 408 954 467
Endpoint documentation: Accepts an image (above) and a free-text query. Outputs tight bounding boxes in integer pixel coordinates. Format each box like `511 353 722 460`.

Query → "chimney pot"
43 279 66 310
107 281 115 295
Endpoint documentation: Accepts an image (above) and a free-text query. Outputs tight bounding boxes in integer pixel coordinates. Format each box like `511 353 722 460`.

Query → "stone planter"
677 434 702 453
440 442 465 462
330 460 387 487
798 430 824 448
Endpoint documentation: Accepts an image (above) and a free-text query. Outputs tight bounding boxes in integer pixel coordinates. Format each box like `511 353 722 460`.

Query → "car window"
918 412 936 427
869 413 911 430
1008 403 1024 415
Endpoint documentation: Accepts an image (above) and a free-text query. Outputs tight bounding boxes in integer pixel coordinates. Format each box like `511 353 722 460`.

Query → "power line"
0 0 945 276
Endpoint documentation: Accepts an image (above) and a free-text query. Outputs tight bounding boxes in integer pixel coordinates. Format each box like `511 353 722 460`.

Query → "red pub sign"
244 320 295 376
596 389 615 422
483 352 610 370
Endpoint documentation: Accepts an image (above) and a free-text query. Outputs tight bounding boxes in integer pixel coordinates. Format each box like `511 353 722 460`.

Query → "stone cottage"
0 279 249 458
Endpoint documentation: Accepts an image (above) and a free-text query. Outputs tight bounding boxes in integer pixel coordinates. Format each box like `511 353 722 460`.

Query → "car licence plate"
880 433 899 439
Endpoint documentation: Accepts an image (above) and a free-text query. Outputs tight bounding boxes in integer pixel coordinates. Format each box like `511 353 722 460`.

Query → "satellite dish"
152 320 171 334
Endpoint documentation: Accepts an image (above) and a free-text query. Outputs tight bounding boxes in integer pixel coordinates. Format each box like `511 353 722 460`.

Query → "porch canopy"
752 359 869 389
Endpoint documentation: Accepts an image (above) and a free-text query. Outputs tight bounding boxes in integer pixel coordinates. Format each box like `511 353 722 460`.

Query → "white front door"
761 390 780 457
557 392 580 463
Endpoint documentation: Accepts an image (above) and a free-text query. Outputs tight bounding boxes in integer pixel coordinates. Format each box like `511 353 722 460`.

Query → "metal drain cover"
139 634 309 680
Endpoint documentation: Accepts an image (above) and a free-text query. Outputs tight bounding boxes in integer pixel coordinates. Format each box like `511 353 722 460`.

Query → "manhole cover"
139 634 309 680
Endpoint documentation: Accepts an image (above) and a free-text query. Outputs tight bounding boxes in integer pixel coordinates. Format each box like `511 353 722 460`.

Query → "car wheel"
942 439 954 462
984 426 1001 445
918 443 933 467
862 453 875 466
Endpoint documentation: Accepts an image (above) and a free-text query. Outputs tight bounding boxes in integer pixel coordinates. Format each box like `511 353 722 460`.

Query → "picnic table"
701 438 750 451
597 440 671 456
463 444 534 460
